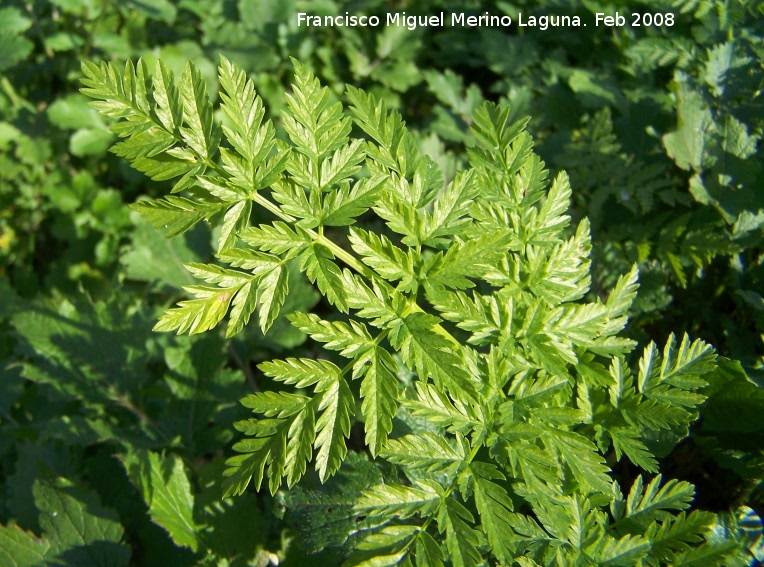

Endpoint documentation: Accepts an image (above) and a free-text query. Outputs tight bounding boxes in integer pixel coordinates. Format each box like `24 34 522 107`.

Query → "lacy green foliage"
0 2 760 564
78 55 754 566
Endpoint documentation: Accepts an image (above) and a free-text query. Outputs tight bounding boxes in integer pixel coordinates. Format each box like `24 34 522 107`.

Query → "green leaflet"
382 433 467 476
354 481 442 521
437 498 483 567
152 264 255 336
288 312 398 456
82 55 742 567
466 462 519 564
301 241 349 312
224 357 354 494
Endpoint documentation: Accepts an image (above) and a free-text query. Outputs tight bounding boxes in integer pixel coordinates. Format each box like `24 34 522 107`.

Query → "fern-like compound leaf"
81 55 741 566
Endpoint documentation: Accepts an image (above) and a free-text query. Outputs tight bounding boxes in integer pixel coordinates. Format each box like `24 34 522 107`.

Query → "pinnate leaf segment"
81 56 741 566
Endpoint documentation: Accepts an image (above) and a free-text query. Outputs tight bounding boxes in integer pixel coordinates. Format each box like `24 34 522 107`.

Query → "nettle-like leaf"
25 477 130 566
120 449 200 552
83 57 741 566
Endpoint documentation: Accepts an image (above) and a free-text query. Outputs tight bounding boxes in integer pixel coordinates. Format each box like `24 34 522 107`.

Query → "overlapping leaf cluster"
80 57 748 565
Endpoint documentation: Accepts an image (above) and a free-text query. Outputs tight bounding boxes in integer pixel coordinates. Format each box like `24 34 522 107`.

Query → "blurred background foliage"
0 0 762 565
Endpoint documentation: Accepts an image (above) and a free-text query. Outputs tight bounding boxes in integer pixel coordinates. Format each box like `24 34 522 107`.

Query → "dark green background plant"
0 0 762 565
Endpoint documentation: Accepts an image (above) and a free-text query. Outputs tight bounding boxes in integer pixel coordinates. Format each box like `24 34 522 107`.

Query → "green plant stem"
250 191 374 278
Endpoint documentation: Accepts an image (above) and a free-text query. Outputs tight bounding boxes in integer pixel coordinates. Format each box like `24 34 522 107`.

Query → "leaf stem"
250 191 374 278
251 191 295 223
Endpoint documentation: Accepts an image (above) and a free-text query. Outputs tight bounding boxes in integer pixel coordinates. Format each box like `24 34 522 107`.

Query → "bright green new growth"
81 57 741 565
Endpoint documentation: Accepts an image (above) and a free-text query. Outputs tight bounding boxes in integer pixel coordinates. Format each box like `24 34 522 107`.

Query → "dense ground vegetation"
0 1 762 565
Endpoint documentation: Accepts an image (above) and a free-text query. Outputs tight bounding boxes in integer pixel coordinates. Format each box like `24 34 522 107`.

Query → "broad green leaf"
120 450 200 552
662 80 713 171
568 69 624 109
48 93 107 130
0 8 33 71
122 0 177 23
414 530 446 567
0 524 50 567
279 453 383 554
122 212 210 290
33 477 130 566
12 297 150 400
